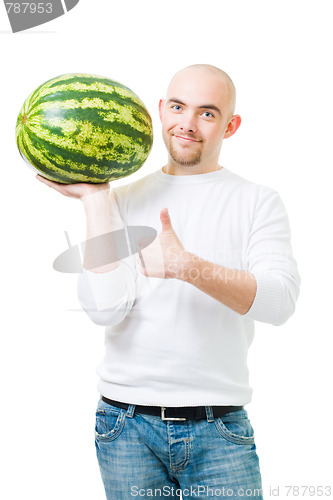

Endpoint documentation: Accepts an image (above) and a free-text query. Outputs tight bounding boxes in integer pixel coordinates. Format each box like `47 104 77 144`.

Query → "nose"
179 112 197 134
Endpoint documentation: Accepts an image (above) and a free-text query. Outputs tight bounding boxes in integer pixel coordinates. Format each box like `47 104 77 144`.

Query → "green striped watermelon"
16 73 153 184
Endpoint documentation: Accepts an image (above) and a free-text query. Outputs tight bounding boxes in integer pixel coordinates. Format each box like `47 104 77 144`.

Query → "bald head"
159 64 241 173
166 64 236 120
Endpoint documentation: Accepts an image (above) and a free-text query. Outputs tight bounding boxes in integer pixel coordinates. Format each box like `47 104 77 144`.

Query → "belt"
101 396 243 421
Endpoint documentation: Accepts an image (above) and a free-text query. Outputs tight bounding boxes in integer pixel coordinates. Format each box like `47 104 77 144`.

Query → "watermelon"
16 73 153 184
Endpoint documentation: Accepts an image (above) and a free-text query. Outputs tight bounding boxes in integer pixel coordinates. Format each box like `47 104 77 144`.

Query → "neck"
162 161 223 176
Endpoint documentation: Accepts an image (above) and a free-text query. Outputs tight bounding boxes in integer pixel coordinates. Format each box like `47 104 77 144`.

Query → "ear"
159 99 165 122
224 114 241 139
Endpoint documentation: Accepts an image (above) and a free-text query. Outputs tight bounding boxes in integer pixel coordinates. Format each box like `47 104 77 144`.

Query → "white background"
1 1 332 498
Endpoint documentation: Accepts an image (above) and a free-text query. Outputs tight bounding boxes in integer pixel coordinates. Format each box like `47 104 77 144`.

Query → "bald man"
38 65 300 499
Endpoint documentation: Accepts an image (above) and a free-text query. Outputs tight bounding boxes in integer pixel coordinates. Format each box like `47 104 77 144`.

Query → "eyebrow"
167 98 222 116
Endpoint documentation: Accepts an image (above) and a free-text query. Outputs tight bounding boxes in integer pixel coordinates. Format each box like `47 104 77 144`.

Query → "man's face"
159 70 234 169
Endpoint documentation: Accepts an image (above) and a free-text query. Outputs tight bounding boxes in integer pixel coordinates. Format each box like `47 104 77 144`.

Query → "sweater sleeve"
76 186 137 327
244 187 300 326
77 257 137 326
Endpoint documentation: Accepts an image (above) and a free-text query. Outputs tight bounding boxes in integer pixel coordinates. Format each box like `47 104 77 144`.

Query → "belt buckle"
161 407 186 421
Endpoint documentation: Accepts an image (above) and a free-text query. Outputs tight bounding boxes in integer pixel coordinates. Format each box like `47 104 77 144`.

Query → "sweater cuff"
244 272 283 324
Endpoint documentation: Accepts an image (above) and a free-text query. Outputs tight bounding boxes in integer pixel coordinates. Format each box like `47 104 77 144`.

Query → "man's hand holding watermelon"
36 174 110 199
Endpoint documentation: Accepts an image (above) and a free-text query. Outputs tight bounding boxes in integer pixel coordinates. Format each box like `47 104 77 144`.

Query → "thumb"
160 208 173 232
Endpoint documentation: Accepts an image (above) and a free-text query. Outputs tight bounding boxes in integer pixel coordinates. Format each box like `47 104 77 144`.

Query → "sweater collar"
154 167 230 184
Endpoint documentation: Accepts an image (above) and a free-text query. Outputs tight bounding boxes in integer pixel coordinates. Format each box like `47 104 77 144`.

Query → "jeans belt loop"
205 405 215 423
126 404 136 418
161 407 187 421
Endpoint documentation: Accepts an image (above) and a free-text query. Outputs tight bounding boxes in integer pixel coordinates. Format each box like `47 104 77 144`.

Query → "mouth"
173 135 201 143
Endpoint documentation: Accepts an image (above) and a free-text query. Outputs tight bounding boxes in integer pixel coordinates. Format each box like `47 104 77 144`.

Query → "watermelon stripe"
28 96 151 132
47 74 131 91
37 78 145 109
22 118 149 163
36 89 149 116
22 121 148 174
37 108 150 144
29 101 151 135
25 125 146 168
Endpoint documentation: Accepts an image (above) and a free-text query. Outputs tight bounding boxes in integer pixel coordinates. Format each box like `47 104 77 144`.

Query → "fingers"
36 174 64 191
160 207 173 232
36 174 51 185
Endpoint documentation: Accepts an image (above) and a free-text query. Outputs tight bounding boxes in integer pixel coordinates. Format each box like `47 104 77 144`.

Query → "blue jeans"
95 398 263 499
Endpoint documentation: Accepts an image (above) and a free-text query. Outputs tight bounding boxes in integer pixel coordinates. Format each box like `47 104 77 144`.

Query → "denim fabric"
95 398 263 499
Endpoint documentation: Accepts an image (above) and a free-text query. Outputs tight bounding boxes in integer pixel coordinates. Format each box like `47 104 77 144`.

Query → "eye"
202 111 213 118
172 105 182 111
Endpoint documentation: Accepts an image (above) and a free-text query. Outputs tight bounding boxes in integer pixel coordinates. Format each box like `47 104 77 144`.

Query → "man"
37 64 300 499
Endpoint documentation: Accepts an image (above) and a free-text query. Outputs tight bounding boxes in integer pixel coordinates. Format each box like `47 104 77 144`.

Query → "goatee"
168 141 203 166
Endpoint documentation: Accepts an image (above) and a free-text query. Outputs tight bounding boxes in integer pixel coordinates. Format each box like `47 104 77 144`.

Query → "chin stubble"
168 138 203 166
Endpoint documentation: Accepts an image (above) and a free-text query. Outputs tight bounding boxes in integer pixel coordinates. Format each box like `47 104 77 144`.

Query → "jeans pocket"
214 410 255 445
95 400 126 442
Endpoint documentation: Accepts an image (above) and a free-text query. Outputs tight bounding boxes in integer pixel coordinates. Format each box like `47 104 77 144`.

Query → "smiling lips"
173 135 201 143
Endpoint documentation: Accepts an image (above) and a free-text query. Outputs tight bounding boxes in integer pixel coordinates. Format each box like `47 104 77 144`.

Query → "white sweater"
77 167 300 407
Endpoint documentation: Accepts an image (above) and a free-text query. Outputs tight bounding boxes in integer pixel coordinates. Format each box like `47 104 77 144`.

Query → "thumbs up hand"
137 208 189 280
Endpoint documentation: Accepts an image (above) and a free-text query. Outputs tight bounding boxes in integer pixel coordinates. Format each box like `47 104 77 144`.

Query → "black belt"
101 396 243 421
